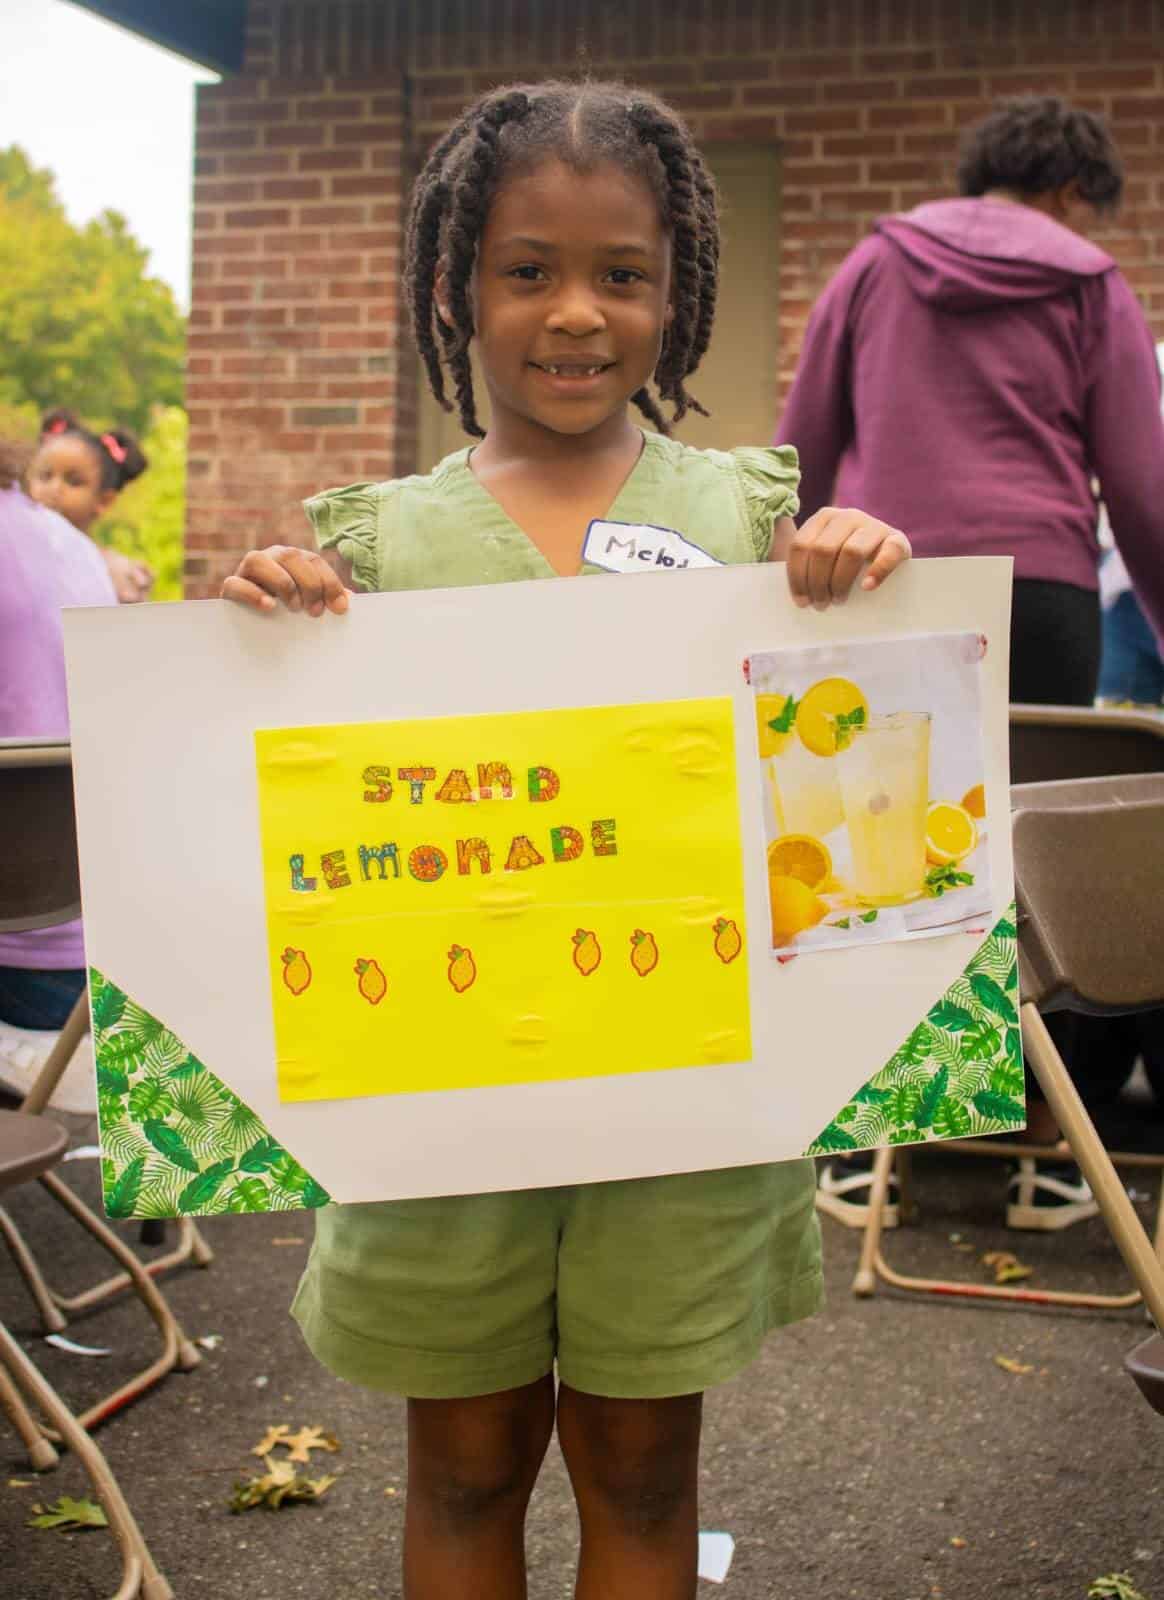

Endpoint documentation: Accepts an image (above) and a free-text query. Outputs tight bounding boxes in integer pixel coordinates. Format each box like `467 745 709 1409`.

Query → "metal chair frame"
0 738 210 1429
848 772 1164 1391
0 1111 172 1598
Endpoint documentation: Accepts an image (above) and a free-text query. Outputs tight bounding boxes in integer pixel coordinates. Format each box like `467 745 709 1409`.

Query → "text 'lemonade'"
835 711 931 906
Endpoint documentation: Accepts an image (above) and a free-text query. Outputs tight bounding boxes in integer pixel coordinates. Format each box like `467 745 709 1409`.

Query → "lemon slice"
925 801 979 866
755 693 796 757
767 833 832 891
768 874 827 945
796 677 869 757
961 783 986 819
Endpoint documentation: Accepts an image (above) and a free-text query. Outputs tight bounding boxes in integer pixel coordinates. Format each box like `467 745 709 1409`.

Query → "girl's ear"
95 487 118 517
434 263 454 329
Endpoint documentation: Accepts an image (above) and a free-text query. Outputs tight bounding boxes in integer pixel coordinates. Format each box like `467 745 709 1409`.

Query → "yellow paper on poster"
254 698 750 1103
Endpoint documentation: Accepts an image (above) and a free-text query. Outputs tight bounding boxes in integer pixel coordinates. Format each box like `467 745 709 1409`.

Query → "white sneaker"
1006 1157 1099 1231
0 1024 96 1114
816 1156 900 1229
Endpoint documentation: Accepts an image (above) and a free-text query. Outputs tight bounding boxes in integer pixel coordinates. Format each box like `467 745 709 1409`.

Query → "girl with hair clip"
27 407 154 602
224 80 912 1600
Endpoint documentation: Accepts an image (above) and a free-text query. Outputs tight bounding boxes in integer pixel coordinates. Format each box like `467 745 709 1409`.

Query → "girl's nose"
545 287 605 336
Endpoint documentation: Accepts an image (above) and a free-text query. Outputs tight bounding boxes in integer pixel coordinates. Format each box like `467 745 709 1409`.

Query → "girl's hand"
102 546 154 604
222 545 350 617
773 508 912 609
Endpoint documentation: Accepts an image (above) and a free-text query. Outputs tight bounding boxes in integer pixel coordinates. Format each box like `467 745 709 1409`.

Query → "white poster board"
63 558 1022 1218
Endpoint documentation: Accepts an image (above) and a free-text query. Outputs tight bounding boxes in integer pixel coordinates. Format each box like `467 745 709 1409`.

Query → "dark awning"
68 0 247 74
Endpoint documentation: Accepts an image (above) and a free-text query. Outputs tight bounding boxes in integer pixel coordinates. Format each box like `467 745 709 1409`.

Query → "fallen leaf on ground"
229 1456 336 1513
994 1355 1035 1375
27 1496 108 1531
982 1249 1034 1284
949 1536 967 1548
384 1486 398 1497
283 1425 340 1464
197 1335 223 1351
271 1237 304 1246
251 1424 291 1456
8 1479 35 1488
1088 1575 1149 1600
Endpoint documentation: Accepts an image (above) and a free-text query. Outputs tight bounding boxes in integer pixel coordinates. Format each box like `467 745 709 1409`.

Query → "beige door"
415 143 781 468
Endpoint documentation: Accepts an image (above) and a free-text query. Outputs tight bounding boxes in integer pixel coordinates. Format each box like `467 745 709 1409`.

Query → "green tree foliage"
0 147 185 435
92 405 187 600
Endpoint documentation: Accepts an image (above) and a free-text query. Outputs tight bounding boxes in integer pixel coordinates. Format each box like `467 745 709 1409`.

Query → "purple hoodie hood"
875 197 1115 311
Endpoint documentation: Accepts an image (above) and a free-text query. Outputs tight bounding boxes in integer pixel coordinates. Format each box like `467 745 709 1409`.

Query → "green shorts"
290 1160 822 1400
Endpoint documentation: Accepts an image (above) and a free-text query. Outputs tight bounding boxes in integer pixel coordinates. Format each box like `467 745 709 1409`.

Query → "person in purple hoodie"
778 96 1164 1231
0 439 116 1033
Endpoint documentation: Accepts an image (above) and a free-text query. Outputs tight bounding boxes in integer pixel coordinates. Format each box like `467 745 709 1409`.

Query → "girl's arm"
222 544 352 615
770 508 911 609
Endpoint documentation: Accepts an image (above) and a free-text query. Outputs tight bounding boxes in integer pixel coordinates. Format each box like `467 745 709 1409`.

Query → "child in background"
0 437 116 1037
27 407 153 603
224 81 912 1600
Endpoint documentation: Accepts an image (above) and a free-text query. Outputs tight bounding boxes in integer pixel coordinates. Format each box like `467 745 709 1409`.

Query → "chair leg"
1023 1001 1164 1329
853 1147 896 1296
36 1170 201 1435
0 1204 68 1333
0 1318 171 1600
20 993 90 1116
0 1350 60 1470
50 1218 215 1315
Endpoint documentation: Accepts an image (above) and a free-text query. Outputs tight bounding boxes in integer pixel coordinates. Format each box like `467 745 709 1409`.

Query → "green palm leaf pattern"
807 906 1025 1156
89 968 331 1218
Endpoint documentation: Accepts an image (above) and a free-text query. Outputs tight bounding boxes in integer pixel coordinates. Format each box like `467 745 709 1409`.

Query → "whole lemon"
768 874 827 946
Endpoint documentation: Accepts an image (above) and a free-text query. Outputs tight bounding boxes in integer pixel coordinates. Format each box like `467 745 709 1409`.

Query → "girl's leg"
404 1375 555 1600
556 1383 702 1600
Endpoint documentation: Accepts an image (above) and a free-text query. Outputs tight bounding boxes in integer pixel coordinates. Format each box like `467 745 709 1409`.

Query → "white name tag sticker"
582 519 724 574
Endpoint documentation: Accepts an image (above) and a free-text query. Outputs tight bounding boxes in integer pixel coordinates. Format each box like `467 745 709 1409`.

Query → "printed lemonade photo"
749 633 993 957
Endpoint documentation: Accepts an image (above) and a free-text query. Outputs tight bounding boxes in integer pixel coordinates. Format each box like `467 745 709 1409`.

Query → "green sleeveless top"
304 429 800 592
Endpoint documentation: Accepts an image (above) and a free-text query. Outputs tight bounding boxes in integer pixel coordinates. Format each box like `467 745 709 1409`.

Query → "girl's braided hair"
405 80 720 439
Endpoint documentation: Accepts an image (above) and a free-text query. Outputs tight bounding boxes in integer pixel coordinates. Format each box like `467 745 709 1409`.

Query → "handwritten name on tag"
582 519 724 574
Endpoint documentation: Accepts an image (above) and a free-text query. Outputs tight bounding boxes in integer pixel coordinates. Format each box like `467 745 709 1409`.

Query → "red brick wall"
184 0 1164 595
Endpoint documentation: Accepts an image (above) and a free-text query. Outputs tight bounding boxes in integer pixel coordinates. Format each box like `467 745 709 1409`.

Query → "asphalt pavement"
2 1086 1163 1600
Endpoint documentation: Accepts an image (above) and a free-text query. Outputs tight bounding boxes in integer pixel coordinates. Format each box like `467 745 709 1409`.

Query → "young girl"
225 81 911 1600
27 408 153 602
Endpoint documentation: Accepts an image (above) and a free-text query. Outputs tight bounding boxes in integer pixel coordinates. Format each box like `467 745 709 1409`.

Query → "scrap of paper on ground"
255 699 751 1103
749 632 992 957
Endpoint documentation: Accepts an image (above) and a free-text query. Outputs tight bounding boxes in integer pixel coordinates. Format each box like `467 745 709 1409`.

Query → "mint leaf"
767 694 798 734
924 864 975 898
833 917 851 930
860 909 879 924
831 705 867 752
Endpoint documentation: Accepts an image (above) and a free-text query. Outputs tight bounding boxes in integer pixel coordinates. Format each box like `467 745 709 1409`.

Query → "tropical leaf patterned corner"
807 905 1024 1156
89 967 331 1218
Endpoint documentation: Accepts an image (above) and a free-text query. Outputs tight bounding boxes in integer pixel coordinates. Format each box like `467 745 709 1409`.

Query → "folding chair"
851 775 1164 1370
0 1110 172 1599
0 738 206 1428
1009 701 1164 784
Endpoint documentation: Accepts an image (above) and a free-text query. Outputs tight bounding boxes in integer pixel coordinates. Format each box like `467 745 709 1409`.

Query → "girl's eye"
607 268 646 286
508 265 545 282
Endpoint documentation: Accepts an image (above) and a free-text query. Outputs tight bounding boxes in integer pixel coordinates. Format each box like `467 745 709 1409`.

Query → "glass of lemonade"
766 736 844 838
836 712 931 905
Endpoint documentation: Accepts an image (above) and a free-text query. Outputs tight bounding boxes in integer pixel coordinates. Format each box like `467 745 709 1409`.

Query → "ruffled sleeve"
302 481 383 593
732 445 801 561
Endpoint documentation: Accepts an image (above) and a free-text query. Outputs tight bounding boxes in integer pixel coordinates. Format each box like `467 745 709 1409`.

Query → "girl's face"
464 158 673 443
28 435 115 532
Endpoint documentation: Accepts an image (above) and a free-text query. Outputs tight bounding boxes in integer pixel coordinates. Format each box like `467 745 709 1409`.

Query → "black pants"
1009 578 1101 706
1008 578 1153 1111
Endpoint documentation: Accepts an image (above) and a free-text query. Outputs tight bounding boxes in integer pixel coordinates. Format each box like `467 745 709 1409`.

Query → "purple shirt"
777 198 1164 648
0 486 116 969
